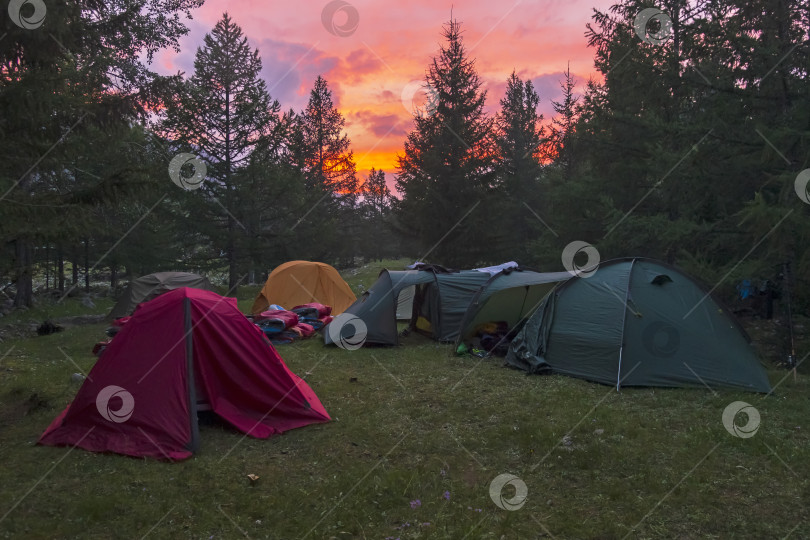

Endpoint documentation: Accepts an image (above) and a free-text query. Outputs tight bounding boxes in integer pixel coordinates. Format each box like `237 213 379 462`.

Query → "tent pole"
185 297 200 453
615 259 636 391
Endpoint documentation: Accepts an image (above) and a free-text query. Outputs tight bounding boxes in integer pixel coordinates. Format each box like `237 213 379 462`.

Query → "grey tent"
109 272 215 319
324 268 447 346
505 258 772 392
325 266 569 347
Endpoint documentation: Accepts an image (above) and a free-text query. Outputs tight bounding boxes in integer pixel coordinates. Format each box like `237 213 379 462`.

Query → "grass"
0 259 808 539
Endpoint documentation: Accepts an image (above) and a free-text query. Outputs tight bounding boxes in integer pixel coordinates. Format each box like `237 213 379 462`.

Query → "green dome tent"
505 258 772 393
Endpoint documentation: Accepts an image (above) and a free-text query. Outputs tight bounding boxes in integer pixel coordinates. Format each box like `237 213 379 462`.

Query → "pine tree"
0 0 203 306
161 12 282 290
395 19 496 266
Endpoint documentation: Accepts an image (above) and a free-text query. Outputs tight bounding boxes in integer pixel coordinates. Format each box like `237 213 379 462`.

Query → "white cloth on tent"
405 261 426 270
473 261 519 275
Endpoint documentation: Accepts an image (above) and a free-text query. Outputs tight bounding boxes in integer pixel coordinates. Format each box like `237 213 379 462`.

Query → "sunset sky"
152 0 616 188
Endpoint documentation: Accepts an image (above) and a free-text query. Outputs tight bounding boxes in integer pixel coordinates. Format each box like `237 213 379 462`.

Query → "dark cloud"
349 111 408 138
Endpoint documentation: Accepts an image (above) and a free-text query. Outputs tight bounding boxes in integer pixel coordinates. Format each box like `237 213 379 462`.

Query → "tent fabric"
455 270 572 345
505 258 772 393
251 261 356 315
325 270 437 346
40 288 330 460
325 267 570 347
109 272 214 319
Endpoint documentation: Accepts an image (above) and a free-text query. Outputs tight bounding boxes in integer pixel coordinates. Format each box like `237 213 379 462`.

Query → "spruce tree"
293 76 358 194
395 19 496 266
546 64 579 179
495 72 546 262
287 76 359 262
362 168 393 260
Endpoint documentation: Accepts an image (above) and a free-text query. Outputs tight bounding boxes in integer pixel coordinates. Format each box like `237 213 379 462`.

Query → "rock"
71 373 86 384
562 435 573 446
594 429 604 435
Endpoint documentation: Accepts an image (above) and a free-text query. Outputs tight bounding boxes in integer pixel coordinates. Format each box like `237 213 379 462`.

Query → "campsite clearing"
0 261 808 538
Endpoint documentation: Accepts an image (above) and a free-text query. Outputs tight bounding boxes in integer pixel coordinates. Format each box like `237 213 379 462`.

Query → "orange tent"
251 261 357 315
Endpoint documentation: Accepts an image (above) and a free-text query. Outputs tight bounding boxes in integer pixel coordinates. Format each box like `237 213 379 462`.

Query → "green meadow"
0 261 807 539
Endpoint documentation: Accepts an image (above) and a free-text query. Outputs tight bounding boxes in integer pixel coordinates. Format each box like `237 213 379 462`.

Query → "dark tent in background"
40 288 330 460
506 258 772 393
109 272 214 319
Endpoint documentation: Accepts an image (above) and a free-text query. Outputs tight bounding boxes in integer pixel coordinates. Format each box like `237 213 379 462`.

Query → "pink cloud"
147 0 615 170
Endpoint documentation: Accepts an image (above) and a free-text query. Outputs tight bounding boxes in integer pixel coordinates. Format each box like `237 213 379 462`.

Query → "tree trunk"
84 238 90 293
13 238 33 308
228 216 237 292
72 248 79 287
57 244 65 292
110 262 118 291
45 245 50 291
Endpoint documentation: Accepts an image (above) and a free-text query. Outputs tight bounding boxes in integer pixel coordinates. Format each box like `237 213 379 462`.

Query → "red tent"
39 288 330 460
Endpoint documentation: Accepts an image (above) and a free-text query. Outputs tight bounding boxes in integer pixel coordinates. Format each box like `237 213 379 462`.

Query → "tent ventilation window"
651 274 673 286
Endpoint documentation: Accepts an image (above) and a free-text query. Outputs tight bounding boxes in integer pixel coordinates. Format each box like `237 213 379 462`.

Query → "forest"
1 0 808 311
